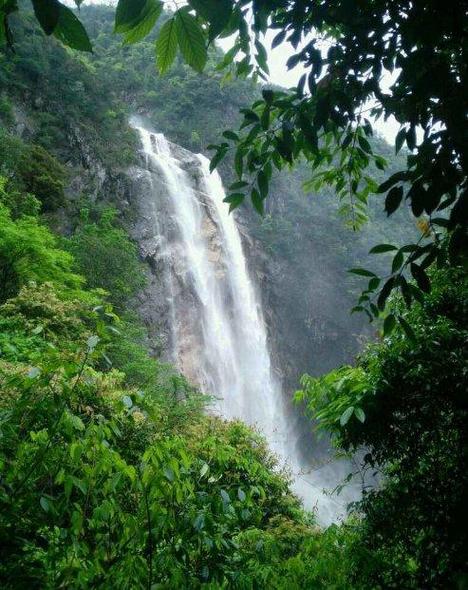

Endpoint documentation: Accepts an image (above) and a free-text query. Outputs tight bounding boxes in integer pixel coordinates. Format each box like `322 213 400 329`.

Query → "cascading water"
131 118 356 525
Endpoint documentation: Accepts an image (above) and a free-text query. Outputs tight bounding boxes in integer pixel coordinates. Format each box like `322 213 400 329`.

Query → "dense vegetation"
1 2 467 588
298 267 468 588
0 12 349 588
0 159 385 588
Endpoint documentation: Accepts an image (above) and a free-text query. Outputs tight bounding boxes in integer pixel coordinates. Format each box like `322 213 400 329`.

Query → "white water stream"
132 121 352 524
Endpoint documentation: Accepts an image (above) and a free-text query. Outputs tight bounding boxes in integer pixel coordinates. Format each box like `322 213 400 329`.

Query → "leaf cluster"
0 198 89 305
297 267 468 587
0 282 318 589
65 206 147 311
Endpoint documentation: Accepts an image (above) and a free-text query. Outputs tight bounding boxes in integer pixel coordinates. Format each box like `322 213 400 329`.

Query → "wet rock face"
62 121 367 410
12 104 36 139
116 139 231 369
119 162 176 359
113 143 226 369
116 138 368 396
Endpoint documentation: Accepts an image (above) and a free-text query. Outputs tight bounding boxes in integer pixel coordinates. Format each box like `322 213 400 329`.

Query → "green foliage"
0 129 68 214
0 144 360 588
233 514 419 590
17 144 67 212
0 199 87 305
0 178 337 588
0 128 26 177
114 0 152 34
230 519 359 589
0 92 14 124
52 3 92 52
156 16 178 74
0 234 368 588
65 207 146 310
298 267 468 587
102 314 210 436
0 175 41 219
0 279 322 589
1 6 466 588
0 282 95 364
120 1 163 45
19 0 92 51
0 12 138 168
173 7 207 73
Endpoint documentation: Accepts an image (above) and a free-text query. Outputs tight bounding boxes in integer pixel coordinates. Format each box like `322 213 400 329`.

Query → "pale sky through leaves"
67 0 400 143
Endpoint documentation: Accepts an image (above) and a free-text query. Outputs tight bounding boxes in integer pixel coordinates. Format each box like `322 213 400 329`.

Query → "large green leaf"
383 313 396 335
354 407 366 423
175 8 207 73
156 17 178 74
398 315 417 342
251 188 264 215
123 0 163 44
224 193 244 212
385 186 404 216
257 170 268 199
377 277 395 310
369 244 398 254
377 171 408 194
32 0 60 35
53 4 92 52
188 0 232 40
348 268 377 277
115 0 147 33
395 126 407 154
209 147 227 172
340 406 354 427
410 263 431 293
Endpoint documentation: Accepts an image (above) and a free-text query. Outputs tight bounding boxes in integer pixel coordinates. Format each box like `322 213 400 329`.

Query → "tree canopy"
297 266 468 587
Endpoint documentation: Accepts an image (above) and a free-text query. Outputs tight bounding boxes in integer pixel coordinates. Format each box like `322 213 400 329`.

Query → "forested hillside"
0 2 466 589
1 4 413 385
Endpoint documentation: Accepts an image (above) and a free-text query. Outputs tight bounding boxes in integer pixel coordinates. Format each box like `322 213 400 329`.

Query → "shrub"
66 208 146 310
0 320 310 589
0 175 41 219
0 200 89 304
0 94 14 125
298 268 468 588
17 144 67 212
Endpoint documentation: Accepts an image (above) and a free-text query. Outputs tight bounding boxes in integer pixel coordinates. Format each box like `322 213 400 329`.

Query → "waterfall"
131 119 356 525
